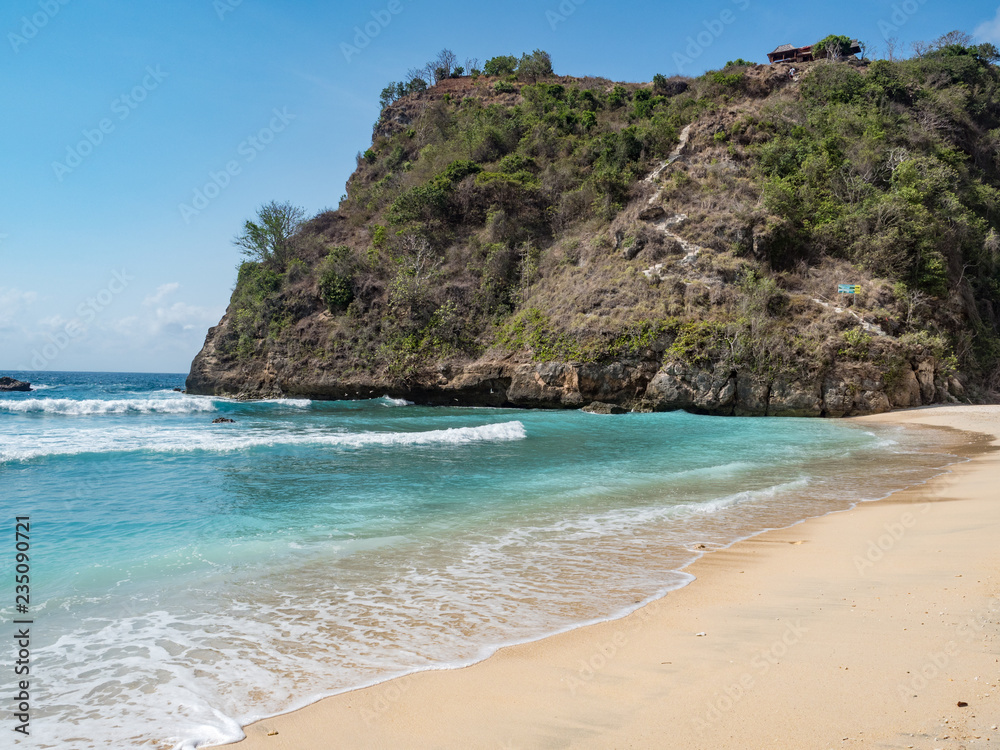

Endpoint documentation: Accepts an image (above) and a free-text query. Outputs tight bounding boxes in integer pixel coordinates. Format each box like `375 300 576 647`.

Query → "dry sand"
232 405 1000 749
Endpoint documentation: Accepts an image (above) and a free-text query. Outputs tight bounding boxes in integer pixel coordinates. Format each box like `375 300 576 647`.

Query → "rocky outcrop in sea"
0 377 32 392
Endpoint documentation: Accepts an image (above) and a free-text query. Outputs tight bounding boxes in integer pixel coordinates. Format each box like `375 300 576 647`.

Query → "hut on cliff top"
768 40 861 64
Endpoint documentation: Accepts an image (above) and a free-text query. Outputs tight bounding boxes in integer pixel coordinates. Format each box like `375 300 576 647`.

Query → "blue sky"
3 0 1000 374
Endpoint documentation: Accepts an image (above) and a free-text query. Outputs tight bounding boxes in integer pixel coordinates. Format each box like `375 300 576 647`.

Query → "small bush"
666 321 725 366
517 49 553 82
706 70 744 91
800 64 865 104
320 272 353 311
814 34 855 60
319 247 355 312
484 55 518 77
370 224 388 249
838 328 873 360
607 84 630 108
284 258 308 283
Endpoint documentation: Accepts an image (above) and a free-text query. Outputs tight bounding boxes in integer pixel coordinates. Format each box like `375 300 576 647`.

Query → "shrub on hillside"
800 64 865 104
318 246 355 312
484 55 518 77
815 34 855 60
517 49 553 82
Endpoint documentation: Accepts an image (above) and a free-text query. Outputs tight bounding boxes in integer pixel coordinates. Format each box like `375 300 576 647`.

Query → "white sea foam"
0 421 528 462
255 398 312 407
0 397 218 416
207 395 313 408
27 512 693 750
469 477 809 552
379 395 414 406
675 477 811 514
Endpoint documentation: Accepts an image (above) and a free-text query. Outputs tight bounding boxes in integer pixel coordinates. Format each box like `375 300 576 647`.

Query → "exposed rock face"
187 316 956 417
657 79 690 97
644 362 736 413
0 377 32 392
582 401 628 415
631 358 954 417
187 333 659 409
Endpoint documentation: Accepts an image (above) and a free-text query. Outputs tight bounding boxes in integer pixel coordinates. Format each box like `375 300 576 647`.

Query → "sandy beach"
232 405 1000 749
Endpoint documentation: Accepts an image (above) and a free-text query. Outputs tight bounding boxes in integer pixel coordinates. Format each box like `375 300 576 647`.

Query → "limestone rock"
734 374 769 416
645 362 736 414
582 401 627 414
0 377 31 392
507 363 584 407
888 366 922 408
768 378 823 417
915 360 936 403
822 377 891 417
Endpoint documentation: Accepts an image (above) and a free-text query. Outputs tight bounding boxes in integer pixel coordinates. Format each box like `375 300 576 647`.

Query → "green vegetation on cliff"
197 33 1000 409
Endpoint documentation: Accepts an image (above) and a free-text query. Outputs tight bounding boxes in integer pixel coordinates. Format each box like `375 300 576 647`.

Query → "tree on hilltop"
815 34 855 61
233 201 305 269
517 49 553 82
484 54 518 77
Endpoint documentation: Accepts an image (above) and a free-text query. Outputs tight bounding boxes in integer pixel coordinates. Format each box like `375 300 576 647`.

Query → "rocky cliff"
188 46 1000 415
188 317 961 416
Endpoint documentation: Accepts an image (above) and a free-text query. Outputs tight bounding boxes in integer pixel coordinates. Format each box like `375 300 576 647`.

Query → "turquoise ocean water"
0 371 960 749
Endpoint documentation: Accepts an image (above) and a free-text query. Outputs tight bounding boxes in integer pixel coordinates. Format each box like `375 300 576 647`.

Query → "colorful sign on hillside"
837 284 861 294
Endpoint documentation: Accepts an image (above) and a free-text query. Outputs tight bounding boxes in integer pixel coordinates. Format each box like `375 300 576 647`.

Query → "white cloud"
0 282 223 373
152 301 217 333
975 7 1000 44
0 287 37 324
110 315 141 336
37 314 69 329
108 298 220 339
143 282 181 307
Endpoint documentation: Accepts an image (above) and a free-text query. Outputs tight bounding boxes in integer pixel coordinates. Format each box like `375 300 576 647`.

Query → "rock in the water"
173 387 184 392
212 417 235 424
0 377 32 392
582 401 627 414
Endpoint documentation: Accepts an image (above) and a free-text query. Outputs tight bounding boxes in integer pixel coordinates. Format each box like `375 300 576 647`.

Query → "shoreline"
229 405 1000 749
